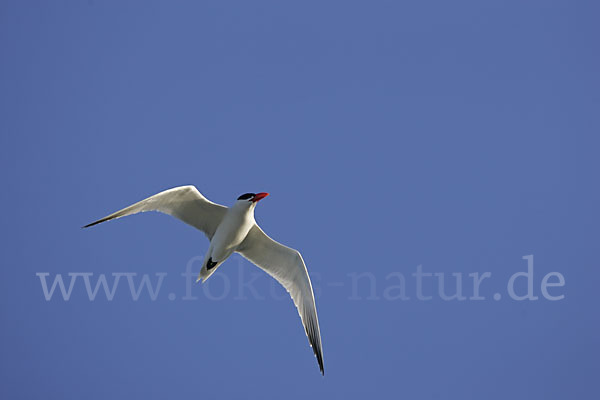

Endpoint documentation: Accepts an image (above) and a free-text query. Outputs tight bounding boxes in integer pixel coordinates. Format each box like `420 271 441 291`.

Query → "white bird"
84 186 324 374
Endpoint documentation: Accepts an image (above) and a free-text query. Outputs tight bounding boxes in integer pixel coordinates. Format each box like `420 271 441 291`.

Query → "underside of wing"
83 185 227 239
237 224 324 375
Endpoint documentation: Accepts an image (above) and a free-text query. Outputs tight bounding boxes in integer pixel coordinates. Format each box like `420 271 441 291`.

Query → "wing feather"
83 185 227 239
237 224 324 375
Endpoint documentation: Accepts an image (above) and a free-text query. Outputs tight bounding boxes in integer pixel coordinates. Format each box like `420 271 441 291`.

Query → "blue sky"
1 1 598 399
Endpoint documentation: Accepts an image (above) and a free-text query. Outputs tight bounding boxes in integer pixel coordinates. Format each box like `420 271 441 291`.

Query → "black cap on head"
237 193 255 201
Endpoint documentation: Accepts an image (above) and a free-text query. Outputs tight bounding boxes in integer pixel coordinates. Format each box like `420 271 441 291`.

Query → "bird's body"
84 186 324 375
200 199 256 281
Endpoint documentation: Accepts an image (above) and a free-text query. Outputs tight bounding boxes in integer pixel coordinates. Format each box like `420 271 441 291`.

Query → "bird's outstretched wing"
83 185 227 239
237 224 324 375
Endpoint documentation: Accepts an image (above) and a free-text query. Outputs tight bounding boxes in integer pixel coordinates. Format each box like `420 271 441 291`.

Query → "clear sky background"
1 1 598 399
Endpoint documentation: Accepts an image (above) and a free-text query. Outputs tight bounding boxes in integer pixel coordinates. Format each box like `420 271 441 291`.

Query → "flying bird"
84 186 324 375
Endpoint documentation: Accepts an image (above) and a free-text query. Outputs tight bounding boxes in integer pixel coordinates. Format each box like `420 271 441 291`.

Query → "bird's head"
235 192 269 208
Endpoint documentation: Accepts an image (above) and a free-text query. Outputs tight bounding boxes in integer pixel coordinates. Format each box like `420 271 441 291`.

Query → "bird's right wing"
237 224 324 375
83 185 227 240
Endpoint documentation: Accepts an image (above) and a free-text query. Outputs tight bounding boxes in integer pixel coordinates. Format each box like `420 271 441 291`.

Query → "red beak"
252 192 269 202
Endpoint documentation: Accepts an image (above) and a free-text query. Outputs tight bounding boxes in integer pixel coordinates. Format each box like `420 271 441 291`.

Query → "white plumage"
84 186 324 375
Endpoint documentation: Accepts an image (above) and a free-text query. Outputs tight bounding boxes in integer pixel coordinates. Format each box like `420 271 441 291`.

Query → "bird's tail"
196 257 221 283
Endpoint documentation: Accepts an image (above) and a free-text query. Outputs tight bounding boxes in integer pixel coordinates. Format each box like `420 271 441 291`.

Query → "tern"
84 186 324 374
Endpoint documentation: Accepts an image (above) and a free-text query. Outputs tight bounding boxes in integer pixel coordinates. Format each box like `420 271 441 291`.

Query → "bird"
83 185 324 375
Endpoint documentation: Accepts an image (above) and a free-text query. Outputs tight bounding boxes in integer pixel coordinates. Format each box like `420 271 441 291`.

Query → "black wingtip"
82 216 113 229
318 356 325 376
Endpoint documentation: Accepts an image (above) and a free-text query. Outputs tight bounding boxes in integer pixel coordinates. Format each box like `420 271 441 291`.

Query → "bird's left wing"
83 185 227 240
237 224 324 375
